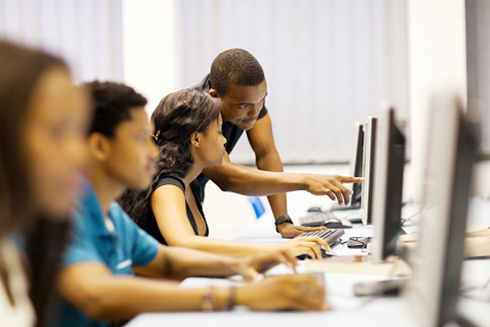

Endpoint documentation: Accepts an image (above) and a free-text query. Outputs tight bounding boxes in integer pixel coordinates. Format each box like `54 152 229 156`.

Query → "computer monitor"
404 95 477 327
349 123 364 207
360 117 378 225
332 123 364 211
371 106 406 261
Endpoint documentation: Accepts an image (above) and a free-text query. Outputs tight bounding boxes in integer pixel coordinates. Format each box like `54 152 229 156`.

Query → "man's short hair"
86 81 147 137
209 48 265 96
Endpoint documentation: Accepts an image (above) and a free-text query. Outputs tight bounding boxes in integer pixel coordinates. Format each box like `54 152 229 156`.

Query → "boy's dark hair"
85 80 147 137
209 48 265 96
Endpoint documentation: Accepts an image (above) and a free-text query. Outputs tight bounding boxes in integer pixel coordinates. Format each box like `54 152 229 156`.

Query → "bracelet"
201 286 217 312
227 286 237 310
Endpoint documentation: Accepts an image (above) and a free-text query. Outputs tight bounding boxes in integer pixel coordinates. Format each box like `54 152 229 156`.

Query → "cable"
461 277 490 293
459 275 490 302
460 293 490 302
326 294 377 312
332 239 348 246
401 210 422 226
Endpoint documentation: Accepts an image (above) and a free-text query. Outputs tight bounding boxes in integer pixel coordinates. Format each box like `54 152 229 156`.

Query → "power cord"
460 276 490 302
401 210 422 226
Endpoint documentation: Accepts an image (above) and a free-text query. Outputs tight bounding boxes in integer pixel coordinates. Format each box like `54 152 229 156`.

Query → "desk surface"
126 197 490 327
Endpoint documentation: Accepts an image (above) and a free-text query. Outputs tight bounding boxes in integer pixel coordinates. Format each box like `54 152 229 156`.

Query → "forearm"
73 277 231 320
210 162 307 196
256 151 288 218
166 236 269 263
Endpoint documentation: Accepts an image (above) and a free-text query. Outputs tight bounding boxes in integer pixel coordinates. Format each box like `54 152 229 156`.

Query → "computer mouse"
324 218 353 229
296 249 336 260
347 237 371 249
346 217 363 224
307 206 323 213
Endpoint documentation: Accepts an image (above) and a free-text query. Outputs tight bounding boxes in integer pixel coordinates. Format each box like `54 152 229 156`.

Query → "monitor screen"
371 106 406 261
404 95 477 327
360 117 378 225
349 123 364 207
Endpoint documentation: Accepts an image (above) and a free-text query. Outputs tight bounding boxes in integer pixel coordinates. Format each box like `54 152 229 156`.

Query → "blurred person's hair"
0 41 67 236
0 40 70 327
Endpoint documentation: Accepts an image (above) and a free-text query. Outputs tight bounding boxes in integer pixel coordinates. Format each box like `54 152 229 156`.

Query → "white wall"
407 0 468 201
175 0 409 165
121 0 178 115
0 0 123 83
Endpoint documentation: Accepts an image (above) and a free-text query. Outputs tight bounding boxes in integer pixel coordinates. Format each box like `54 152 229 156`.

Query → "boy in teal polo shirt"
53 81 326 327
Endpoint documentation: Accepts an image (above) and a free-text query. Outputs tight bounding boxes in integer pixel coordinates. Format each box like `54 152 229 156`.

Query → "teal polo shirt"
52 180 159 327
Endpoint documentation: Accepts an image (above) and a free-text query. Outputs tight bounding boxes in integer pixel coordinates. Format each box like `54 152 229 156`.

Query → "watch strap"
275 214 293 233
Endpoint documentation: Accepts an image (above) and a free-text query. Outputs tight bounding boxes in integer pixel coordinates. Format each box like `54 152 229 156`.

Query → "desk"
126 197 490 327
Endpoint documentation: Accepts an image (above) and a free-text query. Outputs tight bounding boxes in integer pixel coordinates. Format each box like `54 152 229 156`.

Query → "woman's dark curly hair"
119 89 221 224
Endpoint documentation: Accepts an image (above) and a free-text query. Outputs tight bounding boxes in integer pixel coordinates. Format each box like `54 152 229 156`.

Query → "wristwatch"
275 214 294 233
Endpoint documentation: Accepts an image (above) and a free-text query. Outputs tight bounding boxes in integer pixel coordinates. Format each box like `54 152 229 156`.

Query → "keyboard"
330 202 361 211
299 212 337 227
295 229 345 246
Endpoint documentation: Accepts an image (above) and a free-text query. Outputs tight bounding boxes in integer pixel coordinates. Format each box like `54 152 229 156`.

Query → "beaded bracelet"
201 286 217 312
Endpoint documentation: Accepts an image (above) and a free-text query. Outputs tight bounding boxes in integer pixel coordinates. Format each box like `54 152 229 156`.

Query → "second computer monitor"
371 106 406 261
360 117 377 225
349 123 364 207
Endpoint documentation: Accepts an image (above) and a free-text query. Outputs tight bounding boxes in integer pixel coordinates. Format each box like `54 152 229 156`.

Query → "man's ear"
190 131 201 148
88 133 112 161
209 88 219 98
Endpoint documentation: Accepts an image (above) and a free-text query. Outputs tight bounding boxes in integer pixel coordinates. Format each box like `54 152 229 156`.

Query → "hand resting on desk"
237 274 328 311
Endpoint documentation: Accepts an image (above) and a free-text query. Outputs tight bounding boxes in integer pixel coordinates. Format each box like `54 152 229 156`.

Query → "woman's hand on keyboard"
236 274 328 311
278 236 331 259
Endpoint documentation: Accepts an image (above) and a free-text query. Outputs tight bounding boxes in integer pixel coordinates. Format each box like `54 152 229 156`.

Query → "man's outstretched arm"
203 113 363 237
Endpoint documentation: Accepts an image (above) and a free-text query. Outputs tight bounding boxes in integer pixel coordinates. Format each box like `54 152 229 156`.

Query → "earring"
153 130 160 142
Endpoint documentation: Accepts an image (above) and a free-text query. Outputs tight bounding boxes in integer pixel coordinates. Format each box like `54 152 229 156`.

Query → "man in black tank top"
190 49 363 238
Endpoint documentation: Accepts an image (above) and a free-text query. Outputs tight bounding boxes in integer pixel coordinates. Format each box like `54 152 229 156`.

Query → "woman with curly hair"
121 89 330 258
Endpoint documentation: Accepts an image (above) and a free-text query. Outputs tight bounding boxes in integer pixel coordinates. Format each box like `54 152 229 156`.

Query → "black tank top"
140 174 209 245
